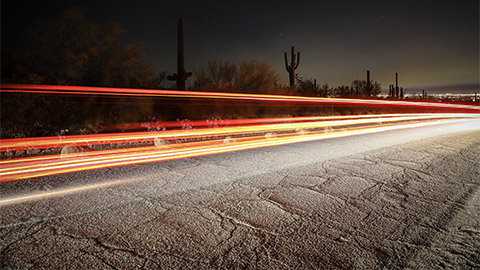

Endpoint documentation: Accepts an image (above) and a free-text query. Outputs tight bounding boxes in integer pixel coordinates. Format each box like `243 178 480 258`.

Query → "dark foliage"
1 8 158 138
1 8 156 88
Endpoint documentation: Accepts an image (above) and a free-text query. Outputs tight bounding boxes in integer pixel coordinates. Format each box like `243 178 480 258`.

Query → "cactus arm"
167 74 178 81
295 52 300 69
291 46 295 65
284 52 289 71
184 72 193 80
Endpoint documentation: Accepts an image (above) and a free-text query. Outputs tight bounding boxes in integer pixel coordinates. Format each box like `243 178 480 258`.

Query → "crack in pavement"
1 130 479 269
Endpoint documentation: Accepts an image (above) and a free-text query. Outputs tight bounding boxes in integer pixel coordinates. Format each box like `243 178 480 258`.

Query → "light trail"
2 84 480 111
104 114 408 131
1 113 417 151
1 113 476 152
0 177 140 205
1 115 478 182
1 84 479 184
101 113 447 132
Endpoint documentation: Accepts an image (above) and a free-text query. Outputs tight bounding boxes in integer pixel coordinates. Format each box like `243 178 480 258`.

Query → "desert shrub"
0 93 74 138
234 59 281 94
195 60 236 92
195 59 283 95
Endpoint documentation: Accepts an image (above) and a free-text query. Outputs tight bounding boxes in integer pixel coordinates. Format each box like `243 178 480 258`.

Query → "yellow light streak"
0 117 472 182
0 178 137 205
0 114 459 174
1 113 475 152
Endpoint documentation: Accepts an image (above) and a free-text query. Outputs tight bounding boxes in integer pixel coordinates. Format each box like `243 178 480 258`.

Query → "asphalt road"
1 119 479 269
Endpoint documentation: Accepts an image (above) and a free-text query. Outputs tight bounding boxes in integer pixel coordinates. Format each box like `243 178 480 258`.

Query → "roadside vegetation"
1 8 476 139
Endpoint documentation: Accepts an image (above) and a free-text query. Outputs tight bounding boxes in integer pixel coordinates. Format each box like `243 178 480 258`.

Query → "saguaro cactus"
395 72 399 98
284 46 300 88
366 70 372 96
168 17 192 90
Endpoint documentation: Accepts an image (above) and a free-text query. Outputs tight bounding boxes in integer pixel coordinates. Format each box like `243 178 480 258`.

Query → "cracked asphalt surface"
1 120 479 269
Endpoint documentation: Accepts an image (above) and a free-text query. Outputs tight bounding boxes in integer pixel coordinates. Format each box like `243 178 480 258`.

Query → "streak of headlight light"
102 113 420 131
0 114 475 169
0 178 138 205
2 113 428 151
1 113 476 152
0 118 472 182
2 84 479 110
0 138 228 172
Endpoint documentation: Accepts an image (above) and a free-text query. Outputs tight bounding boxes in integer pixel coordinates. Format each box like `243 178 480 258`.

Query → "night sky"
2 0 479 93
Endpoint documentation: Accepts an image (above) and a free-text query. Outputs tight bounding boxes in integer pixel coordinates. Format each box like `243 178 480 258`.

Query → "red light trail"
0 113 465 152
1 84 479 183
1 114 478 182
2 84 480 110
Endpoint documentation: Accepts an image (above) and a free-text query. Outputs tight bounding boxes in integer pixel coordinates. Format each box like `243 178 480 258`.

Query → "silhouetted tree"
296 76 317 96
194 60 237 91
296 76 330 97
333 85 354 97
153 71 173 89
1 8 159 138
318 83 330 97
351 79 381 97
1 7 156 88
194 59 282 94
235 59 281 94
